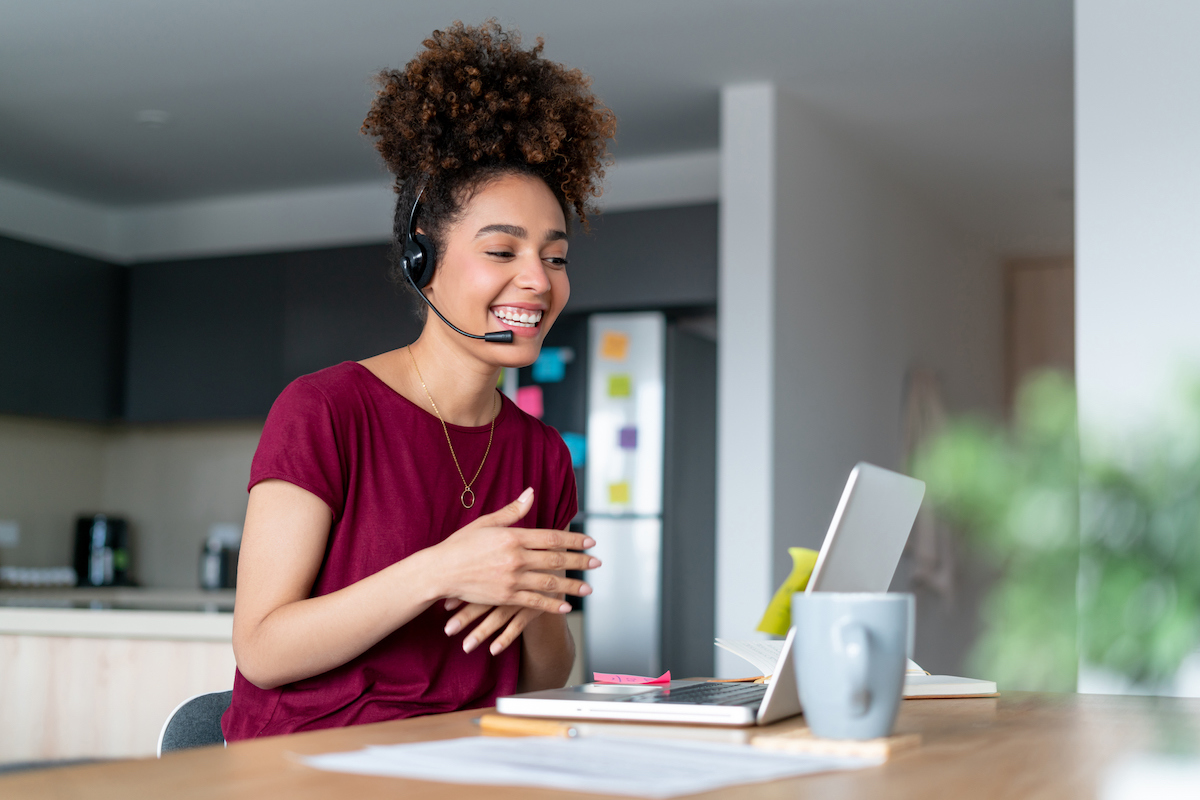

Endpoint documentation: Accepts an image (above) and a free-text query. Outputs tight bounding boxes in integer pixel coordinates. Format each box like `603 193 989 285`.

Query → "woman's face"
424 173 571 367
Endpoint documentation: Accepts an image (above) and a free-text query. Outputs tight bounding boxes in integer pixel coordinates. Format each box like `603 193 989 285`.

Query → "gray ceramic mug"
791 592 913 740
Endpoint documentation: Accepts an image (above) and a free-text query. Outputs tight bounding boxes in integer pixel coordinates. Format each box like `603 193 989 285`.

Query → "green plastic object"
757 547 819 636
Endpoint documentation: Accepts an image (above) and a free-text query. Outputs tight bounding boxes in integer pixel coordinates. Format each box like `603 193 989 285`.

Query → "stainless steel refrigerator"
582 311 666 676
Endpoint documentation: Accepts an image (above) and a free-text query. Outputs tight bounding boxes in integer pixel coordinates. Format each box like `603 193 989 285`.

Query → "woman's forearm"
233 548 443 689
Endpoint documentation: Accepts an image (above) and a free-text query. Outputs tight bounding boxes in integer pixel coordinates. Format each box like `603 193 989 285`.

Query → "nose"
514 253 552 295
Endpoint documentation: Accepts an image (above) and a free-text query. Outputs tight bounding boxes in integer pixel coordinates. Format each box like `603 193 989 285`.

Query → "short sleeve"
551 433 579 531
249 378 346 518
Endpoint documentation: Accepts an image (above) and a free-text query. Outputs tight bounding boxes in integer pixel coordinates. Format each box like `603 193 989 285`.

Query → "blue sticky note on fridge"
560 432 587 468
533 348 567 383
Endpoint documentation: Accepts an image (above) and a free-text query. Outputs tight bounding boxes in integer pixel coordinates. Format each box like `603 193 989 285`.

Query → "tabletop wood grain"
3 692 1198 799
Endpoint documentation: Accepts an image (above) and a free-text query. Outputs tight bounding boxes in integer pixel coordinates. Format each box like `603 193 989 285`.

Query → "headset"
400 187 514 344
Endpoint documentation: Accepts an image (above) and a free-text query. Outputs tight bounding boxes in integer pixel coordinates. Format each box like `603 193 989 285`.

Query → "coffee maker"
200 523 241 590
73 514 133 586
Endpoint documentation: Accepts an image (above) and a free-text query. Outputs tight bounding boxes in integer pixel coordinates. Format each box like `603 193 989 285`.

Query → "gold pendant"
461 487 475 509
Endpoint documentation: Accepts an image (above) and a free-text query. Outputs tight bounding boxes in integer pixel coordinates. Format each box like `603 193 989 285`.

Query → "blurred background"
1 1 1197 754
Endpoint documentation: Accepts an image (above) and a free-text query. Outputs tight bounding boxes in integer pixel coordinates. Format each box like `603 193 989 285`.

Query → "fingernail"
578 584 592 596
490 641 502 656
444 619 462 635
558 602 571 613
588 557 602 568
583 537 595 548
463 636 477 653
519 487 533 503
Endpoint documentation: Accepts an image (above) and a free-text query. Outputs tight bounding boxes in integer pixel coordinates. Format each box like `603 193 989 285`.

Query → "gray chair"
157 690 232 756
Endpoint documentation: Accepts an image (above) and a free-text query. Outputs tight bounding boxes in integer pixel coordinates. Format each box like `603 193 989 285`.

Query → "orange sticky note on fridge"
608 482 630 504
593 671 671 685
600 331 629 360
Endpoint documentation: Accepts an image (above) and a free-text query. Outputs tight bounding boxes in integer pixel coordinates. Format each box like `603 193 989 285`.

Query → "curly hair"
362 20 617 291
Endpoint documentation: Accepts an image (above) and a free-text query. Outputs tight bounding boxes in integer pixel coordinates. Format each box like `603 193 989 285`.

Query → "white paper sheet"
303 735 880 798
714 638 782 676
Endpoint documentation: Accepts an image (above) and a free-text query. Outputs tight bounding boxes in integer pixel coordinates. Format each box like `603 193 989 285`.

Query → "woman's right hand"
429 487 599 614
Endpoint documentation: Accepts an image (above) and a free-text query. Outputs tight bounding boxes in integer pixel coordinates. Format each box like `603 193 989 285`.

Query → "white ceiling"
0 0 1073 255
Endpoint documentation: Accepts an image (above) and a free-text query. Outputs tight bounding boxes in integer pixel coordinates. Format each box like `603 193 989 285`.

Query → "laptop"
495 462 925 727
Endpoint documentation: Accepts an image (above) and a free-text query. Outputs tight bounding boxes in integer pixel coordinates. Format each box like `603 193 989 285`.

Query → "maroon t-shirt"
221 361 577 741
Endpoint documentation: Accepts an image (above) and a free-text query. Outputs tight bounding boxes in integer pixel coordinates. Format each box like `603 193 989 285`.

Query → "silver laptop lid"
806 462 925 593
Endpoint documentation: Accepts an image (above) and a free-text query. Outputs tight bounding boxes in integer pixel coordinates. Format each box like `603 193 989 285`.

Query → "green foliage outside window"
913 372 1200 692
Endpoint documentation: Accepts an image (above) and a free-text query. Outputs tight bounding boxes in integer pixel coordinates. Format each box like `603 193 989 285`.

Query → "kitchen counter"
0 588 234 641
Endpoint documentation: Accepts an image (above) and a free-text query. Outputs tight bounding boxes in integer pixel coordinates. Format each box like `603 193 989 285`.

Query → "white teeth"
492 307 543 327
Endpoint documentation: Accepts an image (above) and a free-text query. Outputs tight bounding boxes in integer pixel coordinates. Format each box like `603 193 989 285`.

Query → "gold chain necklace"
407 347 498 509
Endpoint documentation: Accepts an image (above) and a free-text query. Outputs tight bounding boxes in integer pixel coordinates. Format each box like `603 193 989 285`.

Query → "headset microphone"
401 188 514 344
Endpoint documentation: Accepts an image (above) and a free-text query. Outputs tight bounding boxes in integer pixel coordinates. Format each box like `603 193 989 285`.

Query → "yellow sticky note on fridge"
756 547 819 636
608 482 631 504
608 374 632 398
600 331 630 361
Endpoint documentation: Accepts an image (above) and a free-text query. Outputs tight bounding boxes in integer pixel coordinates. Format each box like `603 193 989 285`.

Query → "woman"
222 21 617 740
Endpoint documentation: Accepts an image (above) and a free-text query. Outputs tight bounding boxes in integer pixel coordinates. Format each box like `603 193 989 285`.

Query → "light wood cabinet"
0 605 235 761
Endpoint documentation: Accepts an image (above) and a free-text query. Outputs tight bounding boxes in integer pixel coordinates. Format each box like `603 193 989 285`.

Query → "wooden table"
3 692 1199 799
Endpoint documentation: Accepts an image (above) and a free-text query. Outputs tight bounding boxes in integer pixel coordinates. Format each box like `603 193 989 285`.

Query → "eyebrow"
475 224 568 243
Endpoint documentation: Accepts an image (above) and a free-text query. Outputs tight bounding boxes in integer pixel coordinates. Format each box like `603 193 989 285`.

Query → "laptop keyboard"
616 682 769 707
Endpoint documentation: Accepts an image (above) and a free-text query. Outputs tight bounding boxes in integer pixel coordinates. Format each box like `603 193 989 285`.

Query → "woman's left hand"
443 600 544 655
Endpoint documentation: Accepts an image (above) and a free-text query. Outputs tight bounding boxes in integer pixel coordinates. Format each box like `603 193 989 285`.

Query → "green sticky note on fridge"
757 547 819 636
607 374 632 398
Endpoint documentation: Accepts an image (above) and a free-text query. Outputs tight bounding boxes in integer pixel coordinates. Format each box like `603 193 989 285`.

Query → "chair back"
157 690 232 756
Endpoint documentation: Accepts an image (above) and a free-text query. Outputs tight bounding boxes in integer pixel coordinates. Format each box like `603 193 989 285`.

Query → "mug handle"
837 621 871 717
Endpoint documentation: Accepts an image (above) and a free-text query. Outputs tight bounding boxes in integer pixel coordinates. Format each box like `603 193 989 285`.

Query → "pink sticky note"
593 671 671 685
516 385 544 418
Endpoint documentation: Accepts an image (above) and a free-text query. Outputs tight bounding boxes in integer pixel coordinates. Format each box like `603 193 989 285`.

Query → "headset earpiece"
402 187 437 289
403 231 436 289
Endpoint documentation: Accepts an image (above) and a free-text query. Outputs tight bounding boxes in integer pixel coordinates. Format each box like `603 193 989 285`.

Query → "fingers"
508 591 572 615
488 608 542 656
515 571 592 598
444 602 490 636
443 598 464 611
461 606 520 654
520 550 601 573
469 487 534 530
515 529 597 552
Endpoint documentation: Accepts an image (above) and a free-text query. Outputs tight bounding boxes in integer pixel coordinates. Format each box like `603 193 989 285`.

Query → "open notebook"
715 639 997 698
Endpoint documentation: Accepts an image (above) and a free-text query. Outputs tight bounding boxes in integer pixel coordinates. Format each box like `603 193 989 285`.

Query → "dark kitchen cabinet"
281 245 422 381
125 244 422 422
124 254 287 421
3 203 717 422
0 235 126 421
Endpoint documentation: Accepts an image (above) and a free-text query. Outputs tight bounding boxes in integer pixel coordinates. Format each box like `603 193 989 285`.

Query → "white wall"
0 418 260 587
0 416 107 569
1076 0 1200 437
715 84 1003 677
770 91 1003 575
100 423 261 588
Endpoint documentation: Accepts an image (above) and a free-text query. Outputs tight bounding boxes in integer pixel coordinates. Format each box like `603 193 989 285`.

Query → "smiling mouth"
491 306 544 328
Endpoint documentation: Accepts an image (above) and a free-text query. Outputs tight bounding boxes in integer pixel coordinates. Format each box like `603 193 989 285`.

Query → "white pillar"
1076 0 1200 437
715 84 777 676
1076 0 1200 696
